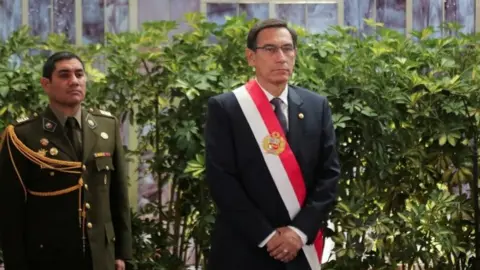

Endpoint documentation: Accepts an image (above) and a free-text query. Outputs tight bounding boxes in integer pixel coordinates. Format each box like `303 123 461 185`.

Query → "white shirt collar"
255 78 289 106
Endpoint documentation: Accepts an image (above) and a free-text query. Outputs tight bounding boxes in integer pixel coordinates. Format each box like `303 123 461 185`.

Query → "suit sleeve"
205 97 274 246
291 97 340 244
0 128 29 269
110 118 133 260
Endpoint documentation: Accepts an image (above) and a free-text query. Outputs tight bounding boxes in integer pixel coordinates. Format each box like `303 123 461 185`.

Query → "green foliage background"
1 14 480 269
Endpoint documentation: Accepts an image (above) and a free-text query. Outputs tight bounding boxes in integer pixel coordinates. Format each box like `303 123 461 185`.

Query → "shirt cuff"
288 226 307 245
258 230 276 248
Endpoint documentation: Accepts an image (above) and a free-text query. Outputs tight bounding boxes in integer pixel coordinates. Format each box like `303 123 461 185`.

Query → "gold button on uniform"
85 203 91 209
50 171 54 176
84 184 89 190
82 165 86 171
87 222 93 229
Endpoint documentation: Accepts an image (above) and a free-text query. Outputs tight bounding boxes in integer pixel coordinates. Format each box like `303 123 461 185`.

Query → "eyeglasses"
255 44 296 55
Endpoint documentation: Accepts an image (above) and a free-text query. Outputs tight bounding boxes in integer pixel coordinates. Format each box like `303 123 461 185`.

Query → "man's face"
246 27 296 85
41 58 86 107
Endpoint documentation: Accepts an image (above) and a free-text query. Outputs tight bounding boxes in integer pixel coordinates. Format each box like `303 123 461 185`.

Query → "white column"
476 0 480 32
22 0 29 26
75 0 82 45
406 0 412 37
129 0 138 31
337 0 344 26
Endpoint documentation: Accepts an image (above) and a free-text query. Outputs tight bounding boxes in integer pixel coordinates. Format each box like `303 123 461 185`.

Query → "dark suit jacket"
205 84 340 270
0 106 132 270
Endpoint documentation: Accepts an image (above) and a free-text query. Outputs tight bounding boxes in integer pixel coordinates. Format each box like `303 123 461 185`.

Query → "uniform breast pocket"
95 157 115 190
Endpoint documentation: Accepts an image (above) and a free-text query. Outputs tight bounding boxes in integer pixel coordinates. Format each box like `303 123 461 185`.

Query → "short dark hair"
42 51 85 79
246 19 298 50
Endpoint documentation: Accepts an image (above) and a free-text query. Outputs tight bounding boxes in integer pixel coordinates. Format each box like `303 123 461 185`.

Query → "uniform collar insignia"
42 118 57 132
85 114 97 129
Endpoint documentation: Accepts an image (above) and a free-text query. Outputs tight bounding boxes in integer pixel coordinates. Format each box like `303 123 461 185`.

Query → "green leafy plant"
1 14 479 270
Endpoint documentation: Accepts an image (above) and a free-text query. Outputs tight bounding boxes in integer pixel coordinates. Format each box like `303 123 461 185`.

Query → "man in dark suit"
0 51 132 270
205 19 341 270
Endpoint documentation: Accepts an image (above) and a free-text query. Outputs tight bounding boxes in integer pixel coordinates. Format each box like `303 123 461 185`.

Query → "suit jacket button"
87 222 93 229
85 203 91 209
82 165 87 171
84 184 89 190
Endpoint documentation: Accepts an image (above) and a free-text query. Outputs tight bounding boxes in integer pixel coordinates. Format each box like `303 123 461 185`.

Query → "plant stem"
166 176 176 240
141 58 164 229
173 184 182 257
180 214 188 263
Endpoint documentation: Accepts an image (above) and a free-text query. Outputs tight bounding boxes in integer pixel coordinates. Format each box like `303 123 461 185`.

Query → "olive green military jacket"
0 106 132 270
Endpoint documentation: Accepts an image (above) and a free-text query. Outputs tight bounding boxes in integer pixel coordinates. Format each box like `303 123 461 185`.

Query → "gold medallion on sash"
262 132 286 155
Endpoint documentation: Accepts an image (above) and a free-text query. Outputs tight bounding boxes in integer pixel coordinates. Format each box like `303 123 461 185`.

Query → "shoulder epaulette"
13 112 39 126
88 108 114 118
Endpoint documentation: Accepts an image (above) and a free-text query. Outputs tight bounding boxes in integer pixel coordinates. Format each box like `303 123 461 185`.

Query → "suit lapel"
82 109 99 163
287 86 305 167
42 107 77 160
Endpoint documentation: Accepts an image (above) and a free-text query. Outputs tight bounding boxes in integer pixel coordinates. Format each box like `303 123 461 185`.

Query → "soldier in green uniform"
0 51 133 270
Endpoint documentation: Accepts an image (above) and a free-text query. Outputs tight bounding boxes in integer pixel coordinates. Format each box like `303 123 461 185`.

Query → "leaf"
0 86 9 97
175 79 190 89
332 113 351 129
184 154 206 178
185 88 200 100
449 74 460 85
85 65 106 83
398 212 409 223
336 248 347 257
360 106 378 117
460 167 472 176
447 135 457 146
439 134 447 146
420 27 434 40
196 80 210 91
441 58 456 68
395 57 407 64
441 169 454 183
347 248 355 258
337 202 351 213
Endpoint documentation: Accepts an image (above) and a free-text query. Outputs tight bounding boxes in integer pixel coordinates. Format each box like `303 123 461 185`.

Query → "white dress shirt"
255 79 308 248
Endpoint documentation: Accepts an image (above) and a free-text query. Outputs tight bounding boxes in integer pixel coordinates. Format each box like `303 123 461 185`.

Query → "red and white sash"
233 80 333 269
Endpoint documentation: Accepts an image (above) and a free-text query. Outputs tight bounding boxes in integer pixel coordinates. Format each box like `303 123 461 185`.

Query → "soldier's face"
41 59 87 107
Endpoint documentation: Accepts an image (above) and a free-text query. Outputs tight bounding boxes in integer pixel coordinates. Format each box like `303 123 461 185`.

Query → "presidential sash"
233 79 332 269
